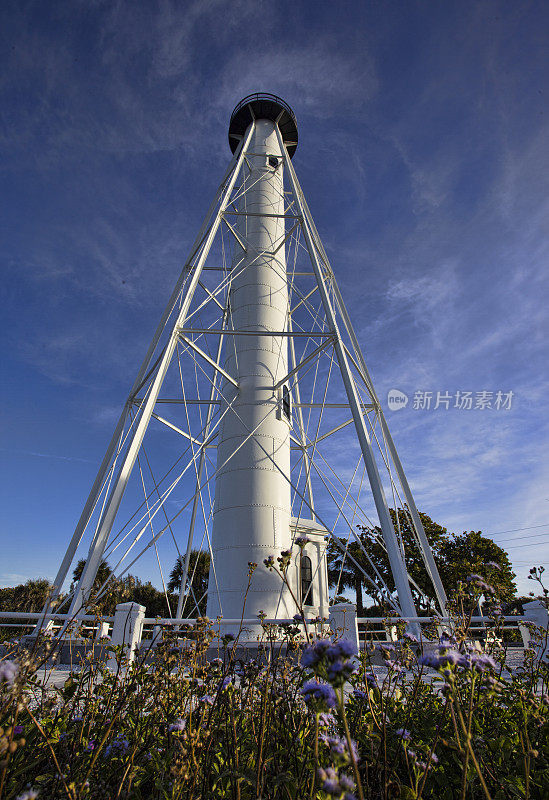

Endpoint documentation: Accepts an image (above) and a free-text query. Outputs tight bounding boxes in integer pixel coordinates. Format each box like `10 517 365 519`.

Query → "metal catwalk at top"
49 94 448 634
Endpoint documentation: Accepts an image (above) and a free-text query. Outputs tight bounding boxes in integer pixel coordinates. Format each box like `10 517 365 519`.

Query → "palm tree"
168 550 210 616
70 558 115 613
327 539 372 616
11 579 53 612
72 558 112 591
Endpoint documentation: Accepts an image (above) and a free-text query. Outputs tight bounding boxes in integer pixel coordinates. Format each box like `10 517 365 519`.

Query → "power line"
488 532 549 545
500 540 549 551
487 523 549 537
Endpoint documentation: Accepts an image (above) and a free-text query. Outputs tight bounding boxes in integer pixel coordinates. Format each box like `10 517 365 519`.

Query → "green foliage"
438 530 516 602
0 579 56 640
70 559 178 618
0 565 548 799
72 558 112 589
328 509 516 613
127 578 178 619
0 579 54 613
168 550 210 616
1 553 209 632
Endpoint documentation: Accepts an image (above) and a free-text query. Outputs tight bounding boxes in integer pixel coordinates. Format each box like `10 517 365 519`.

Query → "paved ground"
31 647 530 691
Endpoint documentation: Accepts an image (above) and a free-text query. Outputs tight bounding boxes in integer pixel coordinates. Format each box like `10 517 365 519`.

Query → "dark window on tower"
269 155 279 169
301 554 314 606
282 384 291 421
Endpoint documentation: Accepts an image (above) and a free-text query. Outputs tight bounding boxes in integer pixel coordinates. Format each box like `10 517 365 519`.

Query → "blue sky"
1 0 548 596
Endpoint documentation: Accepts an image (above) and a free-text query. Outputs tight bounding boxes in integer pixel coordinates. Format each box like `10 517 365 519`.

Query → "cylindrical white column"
207 119 296 627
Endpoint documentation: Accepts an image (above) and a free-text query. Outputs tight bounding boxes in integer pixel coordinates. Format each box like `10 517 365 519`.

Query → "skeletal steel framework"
50 94 448 624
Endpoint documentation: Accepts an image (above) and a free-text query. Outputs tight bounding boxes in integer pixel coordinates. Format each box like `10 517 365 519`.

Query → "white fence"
1 600 548 666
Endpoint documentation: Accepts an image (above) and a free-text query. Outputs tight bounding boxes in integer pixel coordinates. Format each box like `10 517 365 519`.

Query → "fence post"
329 603 359 653
107 603 145 670
522 600 549 662
384 623 399 642
95 621 111 641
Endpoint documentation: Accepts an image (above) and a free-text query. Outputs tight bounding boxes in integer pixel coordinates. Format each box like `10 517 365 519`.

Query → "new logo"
387 389 409 411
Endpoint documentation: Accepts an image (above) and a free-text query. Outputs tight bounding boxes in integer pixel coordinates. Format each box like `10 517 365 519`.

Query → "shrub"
0 562 547 799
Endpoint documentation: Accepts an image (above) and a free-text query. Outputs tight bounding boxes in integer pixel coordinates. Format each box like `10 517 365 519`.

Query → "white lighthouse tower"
48 94 447 634
207 108 296 622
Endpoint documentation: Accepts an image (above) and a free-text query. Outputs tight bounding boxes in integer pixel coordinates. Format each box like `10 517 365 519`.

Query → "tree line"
0 510 523 623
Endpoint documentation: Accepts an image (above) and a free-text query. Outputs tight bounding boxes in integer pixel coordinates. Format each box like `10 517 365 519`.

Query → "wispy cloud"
215 39 378 120
0 447 95 464
0 573 31 588
2 0 547 595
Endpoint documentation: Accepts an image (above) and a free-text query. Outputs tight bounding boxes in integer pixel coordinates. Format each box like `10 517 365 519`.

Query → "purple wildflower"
439 633 458 647
320 773 339 794
457 653 473 669
16 791 39 800
420 648 461 670
0 660 18 685
318 712 336 728
86 740 95 752
472 653 497 673
466 574 495 594
418 653 438 669
105 736 129 758
295 535 310 547
317 767 340 795
300 679 337 709
339 774 356 791
331 640 356 658
322 734 360 763
322 734 346 757
316 768 356 800
263 556 275 568
317 766 337 780
168 718 186 733
301 638 358 686
444 648 461 664
330 660 357 683
396 728 411 740
200 694 214 705
301 638 331 667
383 658 402 672
13 725 23 736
